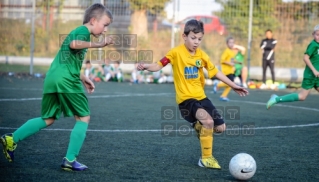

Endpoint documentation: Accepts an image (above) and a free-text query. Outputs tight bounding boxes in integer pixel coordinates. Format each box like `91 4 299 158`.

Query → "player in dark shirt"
260 29 277 87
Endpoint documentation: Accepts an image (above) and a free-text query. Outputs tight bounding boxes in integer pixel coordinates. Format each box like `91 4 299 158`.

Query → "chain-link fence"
0 0 318 68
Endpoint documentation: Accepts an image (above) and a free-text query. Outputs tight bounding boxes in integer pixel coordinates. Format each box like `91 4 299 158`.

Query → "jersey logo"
184 66 198 79
195 60 202 67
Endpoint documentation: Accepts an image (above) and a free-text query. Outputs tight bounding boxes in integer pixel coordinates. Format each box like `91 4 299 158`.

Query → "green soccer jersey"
44 26 90 93
304 40 319 78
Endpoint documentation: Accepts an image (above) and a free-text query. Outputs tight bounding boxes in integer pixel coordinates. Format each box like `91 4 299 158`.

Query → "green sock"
66 121 88 161
13 117 47 143
276 93 299 103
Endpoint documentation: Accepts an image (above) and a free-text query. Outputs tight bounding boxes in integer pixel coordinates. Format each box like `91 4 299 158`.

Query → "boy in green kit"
267 24 319 109
1 3 114 171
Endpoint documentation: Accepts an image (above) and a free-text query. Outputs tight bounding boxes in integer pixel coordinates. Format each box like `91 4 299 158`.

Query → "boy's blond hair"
314 24 319 32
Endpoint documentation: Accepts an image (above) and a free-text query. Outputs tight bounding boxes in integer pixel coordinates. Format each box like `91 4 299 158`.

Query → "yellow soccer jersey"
157 44 219 104
220 48 236 75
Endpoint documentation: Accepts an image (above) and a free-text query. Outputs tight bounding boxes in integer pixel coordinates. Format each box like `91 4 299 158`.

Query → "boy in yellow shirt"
137 20 248 169
213 37 246 101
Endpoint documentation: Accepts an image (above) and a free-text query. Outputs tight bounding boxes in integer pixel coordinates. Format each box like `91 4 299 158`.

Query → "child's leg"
241 66 248 86
13 118 53 143
1 117 53 162
117 72 123 82
267 89 311 109
196 108 213 158
105 73 111 81
220 86 231 98
196 108 221 169
276 89 310 103
65 116 89 161
217 82 228 88
131 71 137 82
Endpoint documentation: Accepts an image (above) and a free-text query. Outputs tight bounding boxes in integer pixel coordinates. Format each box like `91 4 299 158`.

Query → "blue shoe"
212 80 218 94
61 157 88 171
0 133 17 162
266 94 278 110
219 97 229 102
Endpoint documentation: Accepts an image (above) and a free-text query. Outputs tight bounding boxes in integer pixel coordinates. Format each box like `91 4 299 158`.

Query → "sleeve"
269 39 277 49
264 39 277 51
305 42 316 57
260 39 266 49
157 49 174 67
203 52 219 78
63 27 90 49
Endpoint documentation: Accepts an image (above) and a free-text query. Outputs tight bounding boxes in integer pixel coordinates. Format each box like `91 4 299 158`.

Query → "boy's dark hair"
184 19 204 35
85 60 91 64
265 29 272 33
83 3 113 24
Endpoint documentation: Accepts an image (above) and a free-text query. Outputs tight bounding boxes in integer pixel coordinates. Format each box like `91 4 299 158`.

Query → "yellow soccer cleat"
0 133 17 162
198 156 221 169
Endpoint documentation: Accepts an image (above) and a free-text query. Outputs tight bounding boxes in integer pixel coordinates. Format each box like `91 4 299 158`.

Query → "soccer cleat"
198 156 221 169
266 94 278 110
0 133 17 162
219 97 229 102
61 157 88 171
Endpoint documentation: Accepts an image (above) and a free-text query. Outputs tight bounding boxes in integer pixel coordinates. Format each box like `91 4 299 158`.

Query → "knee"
75 115 90 123
214 124 226 133
44 118 55 126
298 94 306 101
201 119 214 129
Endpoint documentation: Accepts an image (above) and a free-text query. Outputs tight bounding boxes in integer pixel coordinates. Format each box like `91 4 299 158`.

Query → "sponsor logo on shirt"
195 59 202 67
184 66 198 79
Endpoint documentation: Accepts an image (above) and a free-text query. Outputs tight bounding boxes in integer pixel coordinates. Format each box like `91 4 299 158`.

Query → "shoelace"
6 137 17 151
206 157 218 166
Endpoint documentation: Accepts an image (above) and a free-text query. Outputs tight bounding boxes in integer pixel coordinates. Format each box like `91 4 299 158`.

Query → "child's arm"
215 71 249 96
222 61 234 66
304 54 319 77
234 44 246 55
70 36 114 49
80 73 95 94
137 62 163 72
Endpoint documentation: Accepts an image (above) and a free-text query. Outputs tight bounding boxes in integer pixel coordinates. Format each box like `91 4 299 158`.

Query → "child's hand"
313 70 319 77
232 85 249 96
137 63 147 71
82 77 95 94
99 36 114 47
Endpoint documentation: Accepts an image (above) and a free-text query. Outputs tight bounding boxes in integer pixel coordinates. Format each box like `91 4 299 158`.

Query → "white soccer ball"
229 153 257 180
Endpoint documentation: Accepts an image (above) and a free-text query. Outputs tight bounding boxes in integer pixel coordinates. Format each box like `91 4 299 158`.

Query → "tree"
215 0 281 38
128 0 171 39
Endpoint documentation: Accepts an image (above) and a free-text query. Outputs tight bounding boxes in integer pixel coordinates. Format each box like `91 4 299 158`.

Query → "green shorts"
301 77 319 90
41 93 90 120
234 64 243 77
